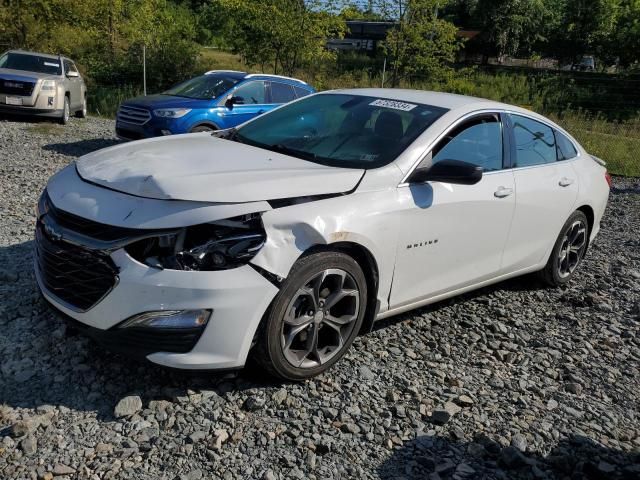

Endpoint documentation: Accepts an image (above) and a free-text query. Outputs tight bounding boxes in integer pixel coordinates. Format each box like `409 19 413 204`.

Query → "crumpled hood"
76 134 364 203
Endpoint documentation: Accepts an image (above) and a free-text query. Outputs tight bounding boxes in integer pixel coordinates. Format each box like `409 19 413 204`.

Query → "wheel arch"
576 204 595 251
188 120 219 132
300 241 380 334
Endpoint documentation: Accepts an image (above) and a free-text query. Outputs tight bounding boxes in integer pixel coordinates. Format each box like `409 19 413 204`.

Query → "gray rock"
20 435 37 455
114 395 142 418
53 464 76 476
243 395 265 411
511 433 528 452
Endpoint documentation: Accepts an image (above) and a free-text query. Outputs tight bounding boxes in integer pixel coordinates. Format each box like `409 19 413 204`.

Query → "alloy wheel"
557 220 587 278
280 268 360 369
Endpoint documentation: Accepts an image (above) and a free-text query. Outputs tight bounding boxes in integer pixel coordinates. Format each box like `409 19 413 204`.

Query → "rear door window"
510 114 557 167
269 82 296 104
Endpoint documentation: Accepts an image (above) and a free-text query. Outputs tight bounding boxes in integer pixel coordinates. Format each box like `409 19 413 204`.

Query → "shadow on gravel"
0 239 552 421
0 241 278 421
378 433 640 480
371 274 548 334
43 138 122 157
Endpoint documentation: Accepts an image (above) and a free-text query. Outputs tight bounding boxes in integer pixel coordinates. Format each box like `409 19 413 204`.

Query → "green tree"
384 0 462 85
208 0 345 76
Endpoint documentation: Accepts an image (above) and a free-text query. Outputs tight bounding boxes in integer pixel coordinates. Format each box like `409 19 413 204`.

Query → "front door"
390 113 516 308
221 80 269 127
63 60 82 110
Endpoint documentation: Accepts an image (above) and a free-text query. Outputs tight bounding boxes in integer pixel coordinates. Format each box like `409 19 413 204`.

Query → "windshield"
234 94 448 169
0 53 62 75
163 74 239 100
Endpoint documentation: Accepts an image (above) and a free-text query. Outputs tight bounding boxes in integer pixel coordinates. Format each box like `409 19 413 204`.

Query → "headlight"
125 213 266 271
41 80 56 91
153 108 191 118
118 309 211 329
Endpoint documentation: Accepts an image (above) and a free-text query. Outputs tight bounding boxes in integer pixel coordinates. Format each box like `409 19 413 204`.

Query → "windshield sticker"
360 154 379 161
44 62 60 67
369 99 417 111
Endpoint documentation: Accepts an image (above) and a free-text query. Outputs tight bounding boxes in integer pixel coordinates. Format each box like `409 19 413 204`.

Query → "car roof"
204 70 309 86
331 88 512 111
6 49 72 61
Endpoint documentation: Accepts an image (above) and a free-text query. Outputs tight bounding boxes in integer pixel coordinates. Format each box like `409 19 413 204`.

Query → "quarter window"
432 114 503 172
555 131 578 160
294 85 312 99
269 82 296 104
510 114 556 167
233 81 266 104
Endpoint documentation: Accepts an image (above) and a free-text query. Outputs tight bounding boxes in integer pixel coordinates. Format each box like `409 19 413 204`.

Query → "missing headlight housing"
125 213 266 271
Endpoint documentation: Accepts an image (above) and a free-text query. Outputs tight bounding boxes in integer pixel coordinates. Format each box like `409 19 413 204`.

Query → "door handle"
257 109 265 114
559 177 575 187
494 187 514 198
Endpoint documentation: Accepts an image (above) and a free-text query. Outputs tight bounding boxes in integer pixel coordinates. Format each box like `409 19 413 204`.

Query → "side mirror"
225 95 245 109
66 70 79 78
409 159 483 185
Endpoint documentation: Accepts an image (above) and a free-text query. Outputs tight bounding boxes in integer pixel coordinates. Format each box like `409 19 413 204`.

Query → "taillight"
605 172 612 188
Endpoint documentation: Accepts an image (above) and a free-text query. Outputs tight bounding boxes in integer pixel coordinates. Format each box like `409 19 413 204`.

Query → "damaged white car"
35 89 611 380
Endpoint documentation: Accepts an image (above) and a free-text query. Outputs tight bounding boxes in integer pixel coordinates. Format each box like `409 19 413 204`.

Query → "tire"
253 251 367 381
190 125 215 133
539 210 589 287
59 96 70 125
76 95 87 118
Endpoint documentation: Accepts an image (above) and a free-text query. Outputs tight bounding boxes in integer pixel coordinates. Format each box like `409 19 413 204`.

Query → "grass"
87 49 640 177
25 124 64 135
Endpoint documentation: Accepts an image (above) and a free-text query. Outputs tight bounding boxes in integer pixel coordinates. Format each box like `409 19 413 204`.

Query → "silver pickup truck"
0 50 87 124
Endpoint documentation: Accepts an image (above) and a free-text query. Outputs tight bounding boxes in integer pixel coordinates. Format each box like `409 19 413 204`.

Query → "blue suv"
115 71 315 140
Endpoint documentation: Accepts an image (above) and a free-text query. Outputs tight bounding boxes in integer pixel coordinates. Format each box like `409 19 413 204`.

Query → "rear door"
501 113 579 272
390 112 517 307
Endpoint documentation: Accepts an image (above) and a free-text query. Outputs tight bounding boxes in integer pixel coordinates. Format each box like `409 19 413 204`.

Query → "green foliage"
0 0 200 91
384 0 462 85
206 0 345 76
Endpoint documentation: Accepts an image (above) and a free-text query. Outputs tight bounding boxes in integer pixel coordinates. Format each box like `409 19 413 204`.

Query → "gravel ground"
1 117 639 480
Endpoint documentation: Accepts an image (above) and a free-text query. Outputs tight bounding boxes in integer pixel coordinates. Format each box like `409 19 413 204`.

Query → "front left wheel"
59 96 70 125
253 251 367 381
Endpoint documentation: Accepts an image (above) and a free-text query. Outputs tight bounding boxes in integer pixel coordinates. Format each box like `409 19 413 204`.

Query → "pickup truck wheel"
76 96 87 118
254 251 367 381
59 97 70 125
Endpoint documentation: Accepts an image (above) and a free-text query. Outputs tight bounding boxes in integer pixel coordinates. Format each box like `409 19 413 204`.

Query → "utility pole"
143 44 147 96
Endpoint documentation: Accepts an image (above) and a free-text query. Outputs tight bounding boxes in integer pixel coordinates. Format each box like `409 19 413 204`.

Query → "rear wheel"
76 95 87 118
254 251 367 381
59 97 70 125
539 210 589 286
190 125 215 133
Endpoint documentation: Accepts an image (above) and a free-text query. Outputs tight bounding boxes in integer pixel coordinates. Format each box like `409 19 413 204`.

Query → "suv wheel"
76 95 87 118
190 125 215 133
59 97 70 125
540 210 589 286
254 251 367 380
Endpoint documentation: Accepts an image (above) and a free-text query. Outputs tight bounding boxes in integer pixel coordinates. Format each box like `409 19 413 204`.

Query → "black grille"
35 226 118 311
116 127 143 140
0 77 36 96
64 315 203 357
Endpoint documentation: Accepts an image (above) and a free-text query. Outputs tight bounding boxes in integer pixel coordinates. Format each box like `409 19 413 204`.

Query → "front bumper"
0 104 63 118
35 244 279 370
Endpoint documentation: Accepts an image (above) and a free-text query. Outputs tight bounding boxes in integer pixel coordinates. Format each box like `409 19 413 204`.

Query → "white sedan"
35 89 611 380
